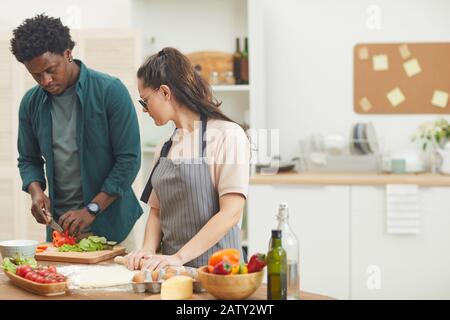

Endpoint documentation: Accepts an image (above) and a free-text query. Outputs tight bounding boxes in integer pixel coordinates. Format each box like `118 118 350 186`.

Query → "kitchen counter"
0 260 333 300
250 172 450 186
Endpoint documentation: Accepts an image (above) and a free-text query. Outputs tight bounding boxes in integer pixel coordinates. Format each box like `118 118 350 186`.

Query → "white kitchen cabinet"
247 185 350 299
351 186 450 299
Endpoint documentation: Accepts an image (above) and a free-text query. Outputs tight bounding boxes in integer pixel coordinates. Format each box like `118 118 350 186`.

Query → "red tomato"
25 272 35 281
21 266 33 278
35 275 45 284
48 266 57 274
31 274 40 282
37 270 48 277
15 266 23 276
56 278 65 282
45 278 57 284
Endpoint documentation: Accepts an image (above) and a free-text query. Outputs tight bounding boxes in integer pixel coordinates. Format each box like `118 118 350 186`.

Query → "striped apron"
140 115 242 267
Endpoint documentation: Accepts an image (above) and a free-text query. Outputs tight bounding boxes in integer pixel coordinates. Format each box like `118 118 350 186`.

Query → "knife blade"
50 219 64 232
42 207 63 232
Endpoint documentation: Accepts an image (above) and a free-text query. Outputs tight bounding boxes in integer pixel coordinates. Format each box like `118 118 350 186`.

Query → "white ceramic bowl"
0 240 39 259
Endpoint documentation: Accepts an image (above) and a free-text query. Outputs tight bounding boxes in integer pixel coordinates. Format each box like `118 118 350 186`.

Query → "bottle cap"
277 203 289 220
279 203 288 209
272 229 282 238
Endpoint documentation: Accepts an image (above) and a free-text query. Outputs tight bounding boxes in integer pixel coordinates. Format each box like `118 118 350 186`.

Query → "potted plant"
412 118 450 173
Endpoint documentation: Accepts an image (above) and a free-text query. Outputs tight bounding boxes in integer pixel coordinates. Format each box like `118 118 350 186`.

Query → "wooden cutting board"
35 243 126 264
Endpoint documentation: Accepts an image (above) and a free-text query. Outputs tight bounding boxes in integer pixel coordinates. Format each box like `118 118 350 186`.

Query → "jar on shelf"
209 71 220 85
223 71 235 85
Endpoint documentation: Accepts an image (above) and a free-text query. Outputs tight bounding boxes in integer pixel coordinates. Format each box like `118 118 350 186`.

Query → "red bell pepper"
247 253 267 273
213 260 232 275
52 230 76 247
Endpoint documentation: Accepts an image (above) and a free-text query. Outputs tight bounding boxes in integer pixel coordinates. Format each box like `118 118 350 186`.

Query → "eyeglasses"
138 87 160 111
138 99 147 109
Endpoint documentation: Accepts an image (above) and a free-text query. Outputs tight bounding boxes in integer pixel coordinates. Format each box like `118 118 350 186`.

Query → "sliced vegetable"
52 230 76 247
2 258 18 273
56 235 112 252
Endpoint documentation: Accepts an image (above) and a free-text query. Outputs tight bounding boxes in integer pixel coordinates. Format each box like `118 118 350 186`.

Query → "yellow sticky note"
387 87 406 107
398 44 411 59
358 47 369 60
431 90 449 108
372 54 389 71
403 58 421 77
359 97 373 112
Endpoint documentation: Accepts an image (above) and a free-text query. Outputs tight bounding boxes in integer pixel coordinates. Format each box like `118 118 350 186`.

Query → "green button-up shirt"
17 60 143 242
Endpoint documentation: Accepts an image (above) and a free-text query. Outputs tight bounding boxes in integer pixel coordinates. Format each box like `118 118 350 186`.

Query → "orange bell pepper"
208 248 240 268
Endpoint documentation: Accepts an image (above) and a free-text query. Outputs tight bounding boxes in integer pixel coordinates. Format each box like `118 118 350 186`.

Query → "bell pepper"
238 263 248 274
52 231 76 247
208 248 240 268
207 265 215 273
247 253 267 273
231 265 239 274
213 260 232 275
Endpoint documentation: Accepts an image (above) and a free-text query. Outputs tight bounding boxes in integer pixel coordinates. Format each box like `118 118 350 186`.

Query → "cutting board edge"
35 246 126 264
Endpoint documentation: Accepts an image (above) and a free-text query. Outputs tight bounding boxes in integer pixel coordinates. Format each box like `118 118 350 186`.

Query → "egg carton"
131 266 204 294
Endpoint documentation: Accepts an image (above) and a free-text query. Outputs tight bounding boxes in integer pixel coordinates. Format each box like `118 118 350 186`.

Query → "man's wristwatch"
86 202 101 216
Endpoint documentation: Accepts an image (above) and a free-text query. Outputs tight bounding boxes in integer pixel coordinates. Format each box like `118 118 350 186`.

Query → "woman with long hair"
125 47 250 270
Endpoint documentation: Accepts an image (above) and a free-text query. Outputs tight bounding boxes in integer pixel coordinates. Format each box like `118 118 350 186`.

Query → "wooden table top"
250 172 450 186
0 260 334 300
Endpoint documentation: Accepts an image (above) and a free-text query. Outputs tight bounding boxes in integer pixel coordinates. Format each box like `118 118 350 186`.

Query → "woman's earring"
68 57 73 63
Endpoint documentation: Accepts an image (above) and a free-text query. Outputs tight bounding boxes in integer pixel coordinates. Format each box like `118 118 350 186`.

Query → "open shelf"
212 85 250 92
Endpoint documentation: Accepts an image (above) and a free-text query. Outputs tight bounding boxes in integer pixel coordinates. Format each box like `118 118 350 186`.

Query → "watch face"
88 203 100 213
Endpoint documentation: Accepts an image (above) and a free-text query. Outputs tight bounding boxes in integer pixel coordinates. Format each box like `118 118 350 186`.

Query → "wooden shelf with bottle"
212 84 250 92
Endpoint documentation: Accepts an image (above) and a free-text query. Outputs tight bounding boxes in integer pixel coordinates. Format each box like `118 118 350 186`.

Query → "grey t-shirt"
50 84 84 218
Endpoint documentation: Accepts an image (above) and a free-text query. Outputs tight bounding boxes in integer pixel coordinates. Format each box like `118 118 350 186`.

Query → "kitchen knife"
42 207 64 232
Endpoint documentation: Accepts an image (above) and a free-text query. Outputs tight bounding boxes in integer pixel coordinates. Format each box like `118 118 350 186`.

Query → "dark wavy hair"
137 47 234 122
10 14 75 63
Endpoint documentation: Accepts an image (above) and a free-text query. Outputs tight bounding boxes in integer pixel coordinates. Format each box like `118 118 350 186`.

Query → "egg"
132 272 146 283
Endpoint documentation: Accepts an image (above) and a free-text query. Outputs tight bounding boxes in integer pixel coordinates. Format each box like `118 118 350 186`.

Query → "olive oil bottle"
267 229 287 300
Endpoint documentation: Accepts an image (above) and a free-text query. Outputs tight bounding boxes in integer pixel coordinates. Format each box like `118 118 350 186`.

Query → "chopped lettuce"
1 256 37 273
57 236 112 252
2 258 17 273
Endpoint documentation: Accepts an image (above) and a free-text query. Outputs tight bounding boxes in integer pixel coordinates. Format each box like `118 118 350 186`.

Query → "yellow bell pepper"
231 265 240 274
238 264 248 274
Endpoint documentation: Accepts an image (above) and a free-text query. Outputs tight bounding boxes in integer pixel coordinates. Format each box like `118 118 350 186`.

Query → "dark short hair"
10 14 75 63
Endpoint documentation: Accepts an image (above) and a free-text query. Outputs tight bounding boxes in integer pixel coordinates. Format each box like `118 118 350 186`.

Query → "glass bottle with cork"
267 229 287 300
276 203 300 299
232 37 242 84
240 37 249 84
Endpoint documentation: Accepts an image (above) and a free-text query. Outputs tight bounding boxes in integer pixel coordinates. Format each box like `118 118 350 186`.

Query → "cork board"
354 43 450 114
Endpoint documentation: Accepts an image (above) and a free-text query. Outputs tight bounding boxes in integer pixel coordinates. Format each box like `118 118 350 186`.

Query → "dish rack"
297 137 383 173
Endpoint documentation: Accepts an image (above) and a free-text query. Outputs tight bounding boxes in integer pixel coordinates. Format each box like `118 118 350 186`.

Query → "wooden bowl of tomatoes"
4 265 68 296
